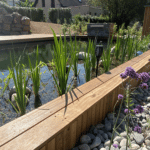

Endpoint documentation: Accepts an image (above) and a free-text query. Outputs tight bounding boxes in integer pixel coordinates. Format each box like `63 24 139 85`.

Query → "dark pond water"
0 40 108 126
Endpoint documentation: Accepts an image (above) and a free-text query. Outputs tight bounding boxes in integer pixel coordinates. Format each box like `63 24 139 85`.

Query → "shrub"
0 1 44 22
48 8 72 24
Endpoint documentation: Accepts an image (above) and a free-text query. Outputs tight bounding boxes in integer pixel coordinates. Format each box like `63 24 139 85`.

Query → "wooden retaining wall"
142 5 150 37
0 51 150 150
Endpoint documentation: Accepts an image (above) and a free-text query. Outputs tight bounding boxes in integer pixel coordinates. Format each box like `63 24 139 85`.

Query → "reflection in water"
34 95 42 108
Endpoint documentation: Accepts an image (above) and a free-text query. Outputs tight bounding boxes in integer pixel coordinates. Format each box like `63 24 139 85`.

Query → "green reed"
50 29 73 96
9 53 29 116
69 36 79 77
89 40 96 71
28 46 40 97
83 42 91 82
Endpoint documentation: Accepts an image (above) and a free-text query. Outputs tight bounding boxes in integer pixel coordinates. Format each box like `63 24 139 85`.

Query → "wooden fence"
0 50 150 150
142 5 150 37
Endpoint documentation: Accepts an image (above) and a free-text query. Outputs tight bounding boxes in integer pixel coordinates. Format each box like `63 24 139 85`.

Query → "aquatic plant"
50 29 73 95
28 46 41 97
9 53 29 116
83 42 92 82
69 36 79 77
89 40 96 71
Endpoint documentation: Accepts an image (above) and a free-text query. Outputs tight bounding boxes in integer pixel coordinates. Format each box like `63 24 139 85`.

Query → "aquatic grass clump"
83 42 92 82
69 36 79 77
89 40 96 71
28 46 41 97
50 29 73 96
9 53 29 116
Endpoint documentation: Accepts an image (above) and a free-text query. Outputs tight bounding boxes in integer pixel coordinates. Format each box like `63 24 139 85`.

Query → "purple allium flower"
120 72 127 79
134 125 141 133
113 144 118 148
138 72 150 82
133 108 139 114
124 109 130 114
118 94 123 100
124 67 138 79
139 83 148 89
136 105 144 113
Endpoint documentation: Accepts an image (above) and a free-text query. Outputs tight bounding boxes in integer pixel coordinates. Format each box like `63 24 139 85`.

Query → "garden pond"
0 40 108 126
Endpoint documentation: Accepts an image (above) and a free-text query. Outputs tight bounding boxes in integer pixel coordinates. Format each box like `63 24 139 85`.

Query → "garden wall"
0 7 30 35
0 51 150 150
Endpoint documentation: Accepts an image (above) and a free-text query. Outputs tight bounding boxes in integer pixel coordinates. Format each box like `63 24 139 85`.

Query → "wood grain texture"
47 139 55 150
1 51 150 150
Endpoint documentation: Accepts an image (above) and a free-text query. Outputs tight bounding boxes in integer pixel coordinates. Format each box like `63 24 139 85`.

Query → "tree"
16 0 34 7
87 0 148 29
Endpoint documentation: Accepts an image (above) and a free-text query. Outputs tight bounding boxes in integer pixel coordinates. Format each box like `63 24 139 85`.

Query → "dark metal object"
95 45 103 77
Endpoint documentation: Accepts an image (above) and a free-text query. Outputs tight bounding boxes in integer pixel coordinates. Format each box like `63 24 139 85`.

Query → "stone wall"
0 7 30 35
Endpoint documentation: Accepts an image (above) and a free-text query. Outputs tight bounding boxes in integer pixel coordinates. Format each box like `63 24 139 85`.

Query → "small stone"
105 121 112 131
99 148 106 150
96 124 104 130
146 133 150 140
102 133 108 140
21 16 30 25
93 148 98 150
87 133 95 140
78 144 90 150
98 130 104 135
133 132 144 144
72 147 79 150
142 119 147 124
142 148 148 150
80 135 91 144
120 131 127 138
120 146 130 150
90 136 101 149
97 134 105 143
104 139 110 147
147 97 150 102
113 136 123 143
107 132 112 139
97 143 104 149
120 139 127 147
93 128 98 135
107 113 114 120
131 143 140 149
145 140 150 146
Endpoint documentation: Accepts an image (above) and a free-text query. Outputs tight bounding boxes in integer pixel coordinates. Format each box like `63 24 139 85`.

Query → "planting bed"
0 49 150 150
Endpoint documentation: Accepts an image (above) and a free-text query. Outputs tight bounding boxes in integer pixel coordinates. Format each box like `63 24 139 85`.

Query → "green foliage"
9 53 29 116
0 1 44 22
84 43 92 82
16 0 34 7
28 46 41 97
69 36 79 77
50 28 73 96
48 8 72 24
72 14 110 23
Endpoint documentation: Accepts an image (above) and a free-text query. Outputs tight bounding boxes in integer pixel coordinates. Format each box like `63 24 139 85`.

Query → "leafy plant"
50 29 73 95
9 53 29 116
84 43 91 82
28 46 41 97
69 36 79 77
16 0 34 7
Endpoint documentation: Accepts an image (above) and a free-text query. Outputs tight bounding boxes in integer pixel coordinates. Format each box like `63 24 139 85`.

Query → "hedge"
73 14 110 23
49 8 72 24
0 1 44 22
